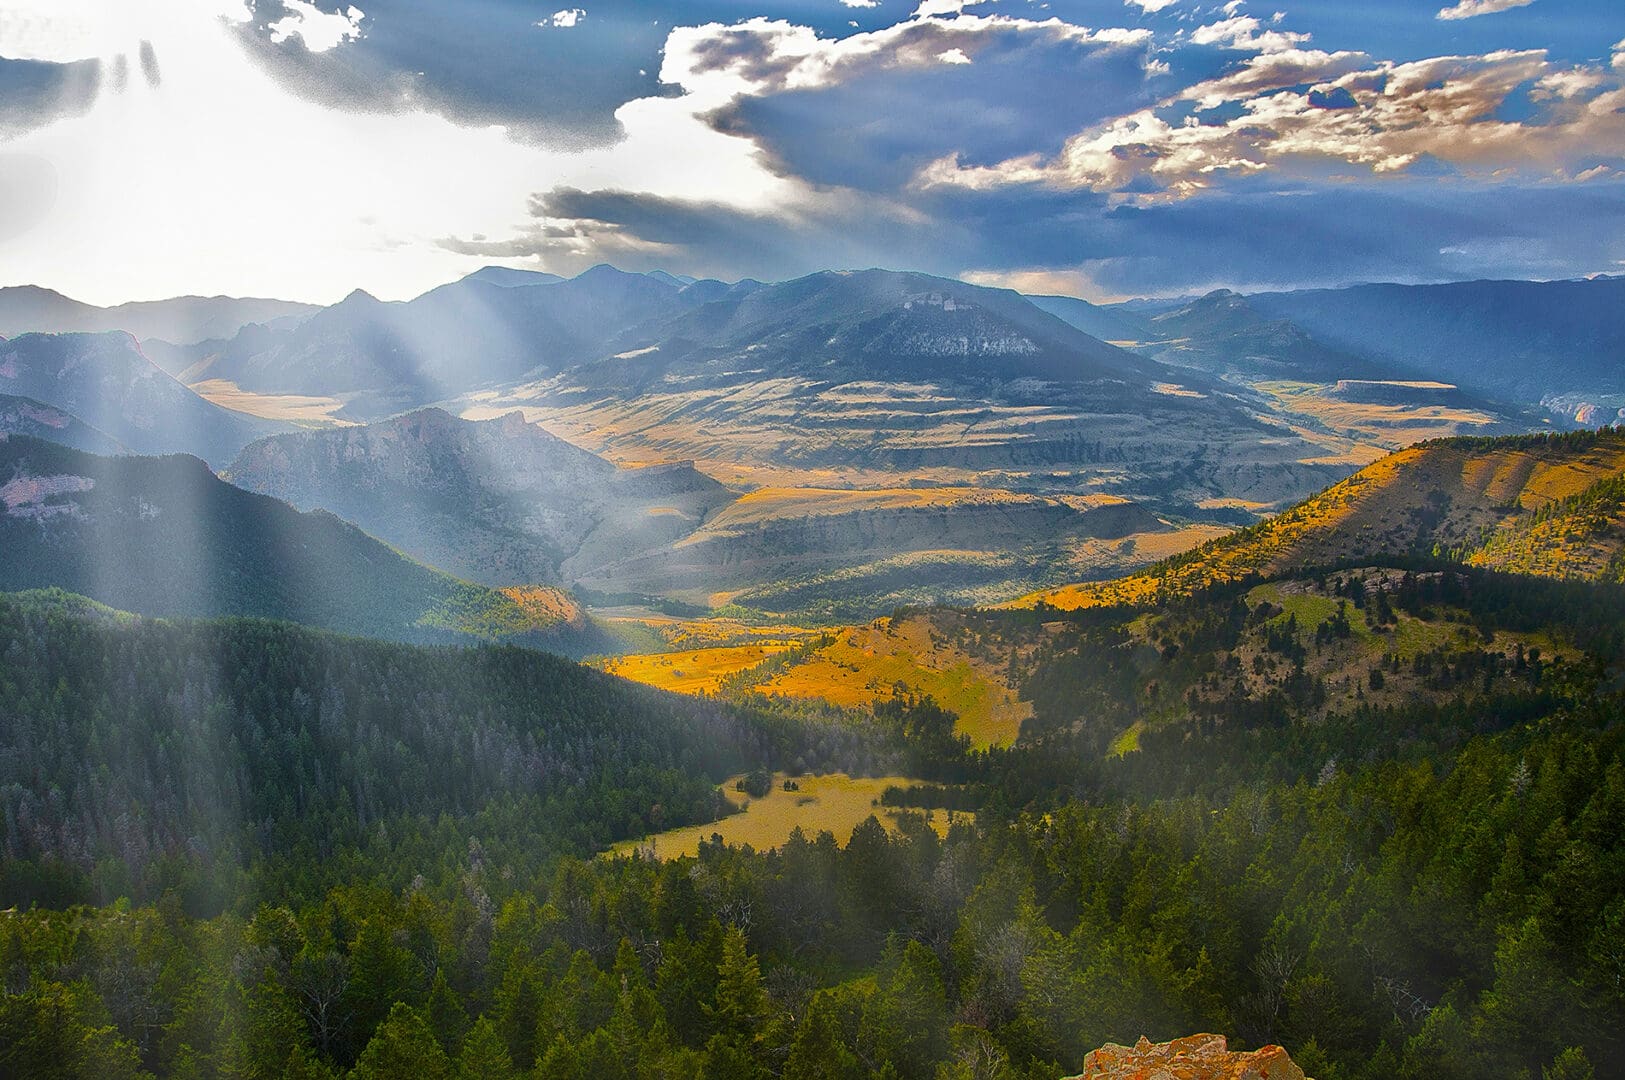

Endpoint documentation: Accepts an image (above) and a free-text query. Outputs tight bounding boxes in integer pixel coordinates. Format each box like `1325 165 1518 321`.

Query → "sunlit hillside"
605 611 1033 748
1014 430 1625 611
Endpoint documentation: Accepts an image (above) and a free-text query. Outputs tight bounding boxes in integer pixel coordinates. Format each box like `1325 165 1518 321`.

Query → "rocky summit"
1071 1035 1307 1080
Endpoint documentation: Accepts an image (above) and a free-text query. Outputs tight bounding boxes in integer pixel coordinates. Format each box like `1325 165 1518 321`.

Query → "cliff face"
1071 1035 1307 1080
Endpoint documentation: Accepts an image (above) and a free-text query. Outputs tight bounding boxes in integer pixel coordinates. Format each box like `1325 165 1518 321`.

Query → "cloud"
0 1 799 304
5 0 1622 305
919 48 1625 198
842 0 880 7
658 11 1157 194
1179 47 1369 109
1124 0 1181 12
266 1 363 53
1189 15 1309 54
541 9 586 29
661 13 1145 99
960 266 1120 300
1436 0 1536 21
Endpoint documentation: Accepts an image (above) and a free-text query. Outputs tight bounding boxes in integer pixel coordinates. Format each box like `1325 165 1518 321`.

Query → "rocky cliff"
1070 1034 1307 1080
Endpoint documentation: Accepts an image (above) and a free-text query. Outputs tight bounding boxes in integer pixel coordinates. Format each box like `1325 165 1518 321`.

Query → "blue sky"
0 0 1621 303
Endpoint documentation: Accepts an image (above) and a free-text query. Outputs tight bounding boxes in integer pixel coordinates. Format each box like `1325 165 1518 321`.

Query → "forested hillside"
0 590 872 909
1 557 1621 1079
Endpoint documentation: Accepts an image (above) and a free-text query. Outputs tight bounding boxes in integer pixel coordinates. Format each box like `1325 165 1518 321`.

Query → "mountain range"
1 264 1620 623
0 285 316 346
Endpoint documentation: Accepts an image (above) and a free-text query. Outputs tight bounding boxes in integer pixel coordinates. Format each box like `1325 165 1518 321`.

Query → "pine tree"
454 1018 517 1080
350 1003 451 1080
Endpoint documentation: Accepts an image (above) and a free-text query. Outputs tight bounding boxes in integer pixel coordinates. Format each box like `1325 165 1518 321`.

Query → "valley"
9 3 1625 1073
1 267 1621 1080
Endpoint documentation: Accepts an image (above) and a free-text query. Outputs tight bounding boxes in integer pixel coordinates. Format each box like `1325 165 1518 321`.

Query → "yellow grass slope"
602 641 802 696
600 612 1032 749
1012 431 1625 612
754 613 1032 748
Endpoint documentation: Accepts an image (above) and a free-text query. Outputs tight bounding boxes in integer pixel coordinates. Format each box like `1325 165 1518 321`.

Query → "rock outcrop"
1070 1034 1307 1080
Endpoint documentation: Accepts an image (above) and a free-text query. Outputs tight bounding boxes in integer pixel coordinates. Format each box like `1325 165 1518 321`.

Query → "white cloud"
1124 0 1180 11
1436 0 1535 20
541 8 585 29
266 1 364 52
841 0 880 7
914 0 976 17
661 13 1147 99
1190 14 1308 54
919 48 1625 198
1535 68 1606 100
938 47 971 63
1180 47 1368 109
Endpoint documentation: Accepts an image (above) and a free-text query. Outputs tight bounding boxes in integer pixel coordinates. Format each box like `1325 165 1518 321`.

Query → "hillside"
1248 277 1625 410
1463 468 1625 582
225 404 1213 619
0 332 283 466
1016 430 1625 610
1113 290 1524 460
0 435 597 650
1141 289 1388 383
225 407 735 587
577 486 1173 612
1027 293 1154 344
0 587 860 904
0 393 123 454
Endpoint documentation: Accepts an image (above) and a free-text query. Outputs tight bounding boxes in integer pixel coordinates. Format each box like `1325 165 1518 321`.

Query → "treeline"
2 690 1621 1079
0 590 879 911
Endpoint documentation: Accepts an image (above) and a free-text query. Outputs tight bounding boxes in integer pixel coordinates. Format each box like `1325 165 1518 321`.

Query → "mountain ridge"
0 285 317 346
0 434 604 652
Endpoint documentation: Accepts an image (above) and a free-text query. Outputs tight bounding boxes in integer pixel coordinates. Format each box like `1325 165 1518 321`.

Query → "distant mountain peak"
462 266 565 288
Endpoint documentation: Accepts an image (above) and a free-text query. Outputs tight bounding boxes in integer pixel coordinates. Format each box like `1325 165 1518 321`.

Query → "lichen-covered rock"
1070 1034 1307 1080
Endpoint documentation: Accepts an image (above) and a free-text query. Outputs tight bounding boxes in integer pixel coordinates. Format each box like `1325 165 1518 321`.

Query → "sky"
0 0 1621 305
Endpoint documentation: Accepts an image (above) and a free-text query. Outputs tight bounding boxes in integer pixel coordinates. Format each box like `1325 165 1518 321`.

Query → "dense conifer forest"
1 561 1622 1078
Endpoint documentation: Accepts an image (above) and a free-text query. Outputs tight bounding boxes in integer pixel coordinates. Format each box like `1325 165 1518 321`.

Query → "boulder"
1070 1034 1307 1080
